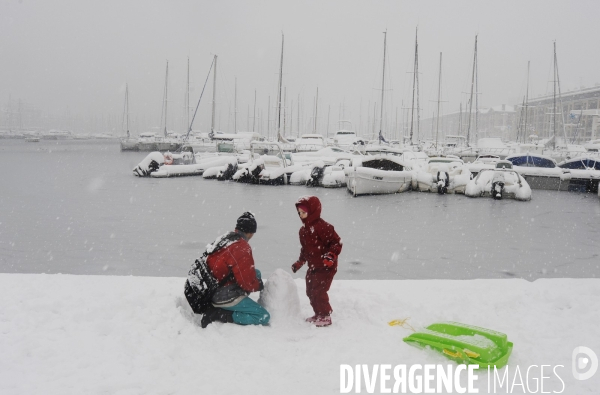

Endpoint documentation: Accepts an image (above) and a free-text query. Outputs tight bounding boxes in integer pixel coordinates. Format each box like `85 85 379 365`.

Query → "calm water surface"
1 140 599 280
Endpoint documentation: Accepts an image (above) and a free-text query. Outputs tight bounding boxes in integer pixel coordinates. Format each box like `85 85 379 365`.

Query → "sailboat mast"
553 42 557 150
554 41 567 145
458 102 462 138
164 61 169 137
409 27 418 145
518 96 525 143
125 83 130 138
466 35 477 147
186 57 190 132
314 87 318 133
327 104 330 138
211 55 217 136
277 34 284 142
297 94 300 138
283 87 287 135
234 77 237 134
379 30 387 145
524 61 530 143
474 35 479 143
435 52 442 149
253 89 257 133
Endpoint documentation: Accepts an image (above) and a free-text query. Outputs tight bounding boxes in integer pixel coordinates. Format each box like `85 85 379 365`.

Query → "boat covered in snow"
321 159 350 188
346 155 412 196
294 134 327 152
465 165 532 201
505 153 567 190
557 157 600 193
133 152 165 177
289 158 350 188
133 149 234 178
414 156 471 194
231 142 305 185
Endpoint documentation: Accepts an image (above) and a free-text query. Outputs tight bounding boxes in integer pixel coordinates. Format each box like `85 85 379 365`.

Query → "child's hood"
295 195 322 225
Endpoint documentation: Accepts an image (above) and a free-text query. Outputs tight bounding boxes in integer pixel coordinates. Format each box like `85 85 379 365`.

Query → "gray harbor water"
1 140 599 280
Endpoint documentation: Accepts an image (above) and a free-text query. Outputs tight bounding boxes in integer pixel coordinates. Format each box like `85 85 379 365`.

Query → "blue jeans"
221 269 270 326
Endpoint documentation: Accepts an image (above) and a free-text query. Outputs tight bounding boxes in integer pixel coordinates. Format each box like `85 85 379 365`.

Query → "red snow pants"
306 267 336 317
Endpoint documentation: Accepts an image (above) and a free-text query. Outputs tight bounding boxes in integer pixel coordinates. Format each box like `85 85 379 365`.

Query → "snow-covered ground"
1 273 598 394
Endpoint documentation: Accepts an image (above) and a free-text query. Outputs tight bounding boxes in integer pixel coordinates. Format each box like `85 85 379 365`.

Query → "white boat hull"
346 167 412 196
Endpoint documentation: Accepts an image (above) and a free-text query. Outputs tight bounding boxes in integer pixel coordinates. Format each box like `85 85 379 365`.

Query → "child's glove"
323 252 336 267
291 261 304 273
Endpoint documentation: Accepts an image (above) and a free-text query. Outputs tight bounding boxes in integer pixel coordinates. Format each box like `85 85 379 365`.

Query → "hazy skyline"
2 0 600 136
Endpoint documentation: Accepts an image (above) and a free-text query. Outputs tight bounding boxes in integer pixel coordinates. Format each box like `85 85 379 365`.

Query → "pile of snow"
1 274 598 394
258 269 301 323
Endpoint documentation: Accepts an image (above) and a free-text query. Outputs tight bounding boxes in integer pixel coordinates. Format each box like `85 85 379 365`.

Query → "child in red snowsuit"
291 196 342 327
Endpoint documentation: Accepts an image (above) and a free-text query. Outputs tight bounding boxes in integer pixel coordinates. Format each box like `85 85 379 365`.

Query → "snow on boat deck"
1 273 598 394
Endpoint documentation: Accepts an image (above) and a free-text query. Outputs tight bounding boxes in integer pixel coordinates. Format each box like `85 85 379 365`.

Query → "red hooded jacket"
295 196 343 271
206 234 262 293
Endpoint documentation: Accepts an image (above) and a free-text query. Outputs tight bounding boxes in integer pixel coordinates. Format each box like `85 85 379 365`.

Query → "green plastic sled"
403 321 513 369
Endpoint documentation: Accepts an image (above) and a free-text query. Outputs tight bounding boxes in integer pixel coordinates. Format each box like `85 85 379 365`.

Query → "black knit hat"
236 212 257 233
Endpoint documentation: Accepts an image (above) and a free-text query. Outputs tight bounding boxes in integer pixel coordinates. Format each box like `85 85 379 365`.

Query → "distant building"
419 85 600 145
420 104 517 145
525 85 600 143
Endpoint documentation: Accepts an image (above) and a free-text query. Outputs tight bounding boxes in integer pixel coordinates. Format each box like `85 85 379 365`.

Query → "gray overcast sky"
2 0 600 135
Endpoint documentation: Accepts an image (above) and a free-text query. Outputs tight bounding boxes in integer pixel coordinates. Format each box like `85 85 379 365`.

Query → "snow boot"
313 315 332 327
201 307 234 328
305 315 318 323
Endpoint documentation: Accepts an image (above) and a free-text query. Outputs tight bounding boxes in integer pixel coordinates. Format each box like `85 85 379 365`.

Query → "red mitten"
323 252 336 267
291 261 304 273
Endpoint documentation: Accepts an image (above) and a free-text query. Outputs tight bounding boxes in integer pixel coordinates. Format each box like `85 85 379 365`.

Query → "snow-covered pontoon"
346 155 413 197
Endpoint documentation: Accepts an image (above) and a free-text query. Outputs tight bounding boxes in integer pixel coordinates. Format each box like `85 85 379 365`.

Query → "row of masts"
124 33 567 147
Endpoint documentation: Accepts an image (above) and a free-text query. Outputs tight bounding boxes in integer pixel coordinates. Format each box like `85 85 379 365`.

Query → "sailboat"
407 27 420 149
453 35 482 162
134 57 222 177
541 42 588 162
346 31 413 196
120 83 138 151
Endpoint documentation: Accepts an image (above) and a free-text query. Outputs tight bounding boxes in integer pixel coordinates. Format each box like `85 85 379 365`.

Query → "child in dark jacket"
291 196 342 327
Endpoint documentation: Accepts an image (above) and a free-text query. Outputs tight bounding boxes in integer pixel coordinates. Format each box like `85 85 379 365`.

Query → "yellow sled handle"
388 318 416 332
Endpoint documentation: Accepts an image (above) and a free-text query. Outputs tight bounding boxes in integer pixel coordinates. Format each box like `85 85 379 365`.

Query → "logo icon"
572 346 598 380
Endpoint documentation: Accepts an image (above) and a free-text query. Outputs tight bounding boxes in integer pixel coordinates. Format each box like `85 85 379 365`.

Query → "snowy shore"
1 273 598 394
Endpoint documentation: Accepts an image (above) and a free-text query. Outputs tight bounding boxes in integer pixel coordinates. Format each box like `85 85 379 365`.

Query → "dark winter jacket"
295 196 343 271
206 231 262 304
